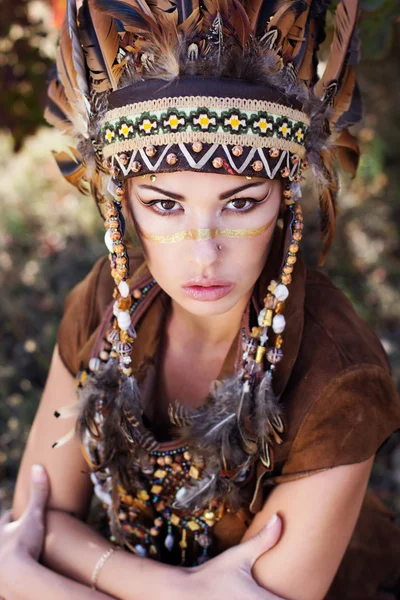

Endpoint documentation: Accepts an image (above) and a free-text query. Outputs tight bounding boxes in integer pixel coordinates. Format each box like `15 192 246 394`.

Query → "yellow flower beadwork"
163 114 185 130
105 128 115 143
139 118 157 134
119 123 133 138
224 113 246 131
295 128 304 142
279 122 291 137
254 117 273 134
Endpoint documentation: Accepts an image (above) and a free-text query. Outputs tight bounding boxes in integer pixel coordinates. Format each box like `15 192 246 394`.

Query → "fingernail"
32 464 45 484
265 513 278 530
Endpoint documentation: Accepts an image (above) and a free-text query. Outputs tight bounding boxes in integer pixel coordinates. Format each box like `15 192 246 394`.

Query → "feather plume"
51 147 92 195
252 371 283 466
317 148 339 266
314 0 359 99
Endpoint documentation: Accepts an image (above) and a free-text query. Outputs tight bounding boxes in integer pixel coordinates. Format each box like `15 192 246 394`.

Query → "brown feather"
335 128 360 177
88 0 121 90
330 64 356 125
314 0 359 98
318 149 338 266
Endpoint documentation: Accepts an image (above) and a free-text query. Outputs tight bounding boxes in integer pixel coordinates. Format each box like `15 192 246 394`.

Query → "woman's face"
126 171 282 317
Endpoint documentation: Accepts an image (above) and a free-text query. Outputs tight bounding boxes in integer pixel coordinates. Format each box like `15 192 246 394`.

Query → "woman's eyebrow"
137 181 268 201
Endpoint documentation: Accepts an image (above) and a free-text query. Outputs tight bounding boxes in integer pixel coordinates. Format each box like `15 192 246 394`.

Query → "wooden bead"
232 145 243 157
290 154 300 164
115 185 125 197
269 147 280 158
192 141 203 153
212 157 223 169
145 145 157 157
166 153 178 165
119 153 129 165
131 161 142 172
280 167 290 178
252 160 263 172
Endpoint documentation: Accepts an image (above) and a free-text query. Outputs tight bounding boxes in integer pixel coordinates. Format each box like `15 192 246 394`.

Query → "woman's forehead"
128 171 278 194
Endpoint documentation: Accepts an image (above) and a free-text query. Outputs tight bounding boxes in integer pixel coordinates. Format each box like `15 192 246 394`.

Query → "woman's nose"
188 235 222 269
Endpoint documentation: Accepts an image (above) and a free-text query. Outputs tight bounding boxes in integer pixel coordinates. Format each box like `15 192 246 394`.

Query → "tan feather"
314 0 359 99
52 147 91 195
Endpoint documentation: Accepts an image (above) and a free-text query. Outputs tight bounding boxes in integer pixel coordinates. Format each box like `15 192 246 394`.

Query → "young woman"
2 0 400 598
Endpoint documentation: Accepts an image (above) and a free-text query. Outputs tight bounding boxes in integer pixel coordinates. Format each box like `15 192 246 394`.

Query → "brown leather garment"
57 245 400 599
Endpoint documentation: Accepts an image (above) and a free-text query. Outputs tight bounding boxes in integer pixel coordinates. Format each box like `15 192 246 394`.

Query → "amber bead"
294 220 304 230
116 256 127 266
269 147 280 158
133 288 142 299
293 231 303 242
150 527 160 536
290 154 300 164
115 186 125 197
164 455 173 465
283 188 293 198
301 160 310 170
286 254 297 265
283 264 294 274
110 166 120 178
281 273 292 285
232 145 243 157
183 451 192 461
111 231 121 241
154 517 163 527
289 242 299 253
156 456 165 466
113 244 125 254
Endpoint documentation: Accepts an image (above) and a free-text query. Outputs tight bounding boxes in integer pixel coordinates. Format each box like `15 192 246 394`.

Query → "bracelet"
91 546 119 590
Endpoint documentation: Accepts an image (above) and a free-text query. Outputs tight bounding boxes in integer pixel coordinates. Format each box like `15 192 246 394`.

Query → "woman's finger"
235 513 283 570
21 464 49 522
0 509 12 527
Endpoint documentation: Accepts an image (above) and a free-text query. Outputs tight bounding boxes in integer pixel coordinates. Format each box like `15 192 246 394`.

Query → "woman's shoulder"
302 266 391 372
268 267 400 486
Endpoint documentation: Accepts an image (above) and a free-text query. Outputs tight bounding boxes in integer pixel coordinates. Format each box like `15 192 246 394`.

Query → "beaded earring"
101 179 137 374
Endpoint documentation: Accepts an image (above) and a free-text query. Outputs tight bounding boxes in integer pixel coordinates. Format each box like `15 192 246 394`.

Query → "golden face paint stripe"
137 218 275 243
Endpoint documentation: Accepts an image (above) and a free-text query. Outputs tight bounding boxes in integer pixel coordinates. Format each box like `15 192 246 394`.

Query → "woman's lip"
183 277 234 287
181 283 235 302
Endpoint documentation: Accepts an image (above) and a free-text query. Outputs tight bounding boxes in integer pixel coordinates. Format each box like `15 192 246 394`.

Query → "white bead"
89 357 101 372
117 311 131 331
274 284 289 302
113 301 121 317
104 230 114 253
258 308 266 327
272 314 286 334
118 280 130 298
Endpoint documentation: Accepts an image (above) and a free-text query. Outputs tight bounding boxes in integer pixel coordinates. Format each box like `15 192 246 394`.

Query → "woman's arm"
240 456 374 600
7 556 117 600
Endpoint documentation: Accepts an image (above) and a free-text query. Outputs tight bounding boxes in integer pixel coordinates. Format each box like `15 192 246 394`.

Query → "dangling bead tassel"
250 188 304 467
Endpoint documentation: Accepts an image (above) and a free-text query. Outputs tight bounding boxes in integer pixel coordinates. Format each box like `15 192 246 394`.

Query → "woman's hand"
185 513 286 600
0 464 49 594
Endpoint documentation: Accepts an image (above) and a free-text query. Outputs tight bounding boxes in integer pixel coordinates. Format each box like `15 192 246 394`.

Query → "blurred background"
0 0 399 520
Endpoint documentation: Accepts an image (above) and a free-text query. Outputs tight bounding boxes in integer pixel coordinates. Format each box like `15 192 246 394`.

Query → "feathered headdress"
45 0 362 264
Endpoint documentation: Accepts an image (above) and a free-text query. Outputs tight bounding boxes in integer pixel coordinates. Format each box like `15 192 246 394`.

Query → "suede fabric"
57 242 400 599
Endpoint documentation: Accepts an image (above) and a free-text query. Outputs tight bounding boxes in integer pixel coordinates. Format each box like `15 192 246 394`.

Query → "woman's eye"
157 200 178 211
225 198 255 211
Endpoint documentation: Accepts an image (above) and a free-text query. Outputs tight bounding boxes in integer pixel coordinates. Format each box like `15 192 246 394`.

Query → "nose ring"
216 244 222 251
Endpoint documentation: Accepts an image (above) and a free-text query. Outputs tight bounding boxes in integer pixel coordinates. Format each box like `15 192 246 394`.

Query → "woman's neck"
168 289 252 349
